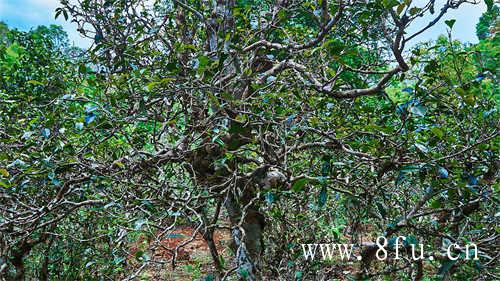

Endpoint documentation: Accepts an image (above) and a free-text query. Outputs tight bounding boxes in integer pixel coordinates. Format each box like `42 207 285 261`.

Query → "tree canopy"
0 0 498 280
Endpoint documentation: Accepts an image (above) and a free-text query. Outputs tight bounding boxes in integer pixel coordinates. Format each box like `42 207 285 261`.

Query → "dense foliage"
476 0 498 40
0 0 498 280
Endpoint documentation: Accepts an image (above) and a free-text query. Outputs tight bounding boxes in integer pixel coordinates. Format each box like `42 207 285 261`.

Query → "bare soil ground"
128 226 233 280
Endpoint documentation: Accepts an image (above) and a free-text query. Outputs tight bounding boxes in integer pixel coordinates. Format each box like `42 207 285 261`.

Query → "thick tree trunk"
5 234 48 281
39 238 54 281
10 243 29 281
225 188 265 281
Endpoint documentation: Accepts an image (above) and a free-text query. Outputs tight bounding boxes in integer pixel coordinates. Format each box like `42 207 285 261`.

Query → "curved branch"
243 0 344 52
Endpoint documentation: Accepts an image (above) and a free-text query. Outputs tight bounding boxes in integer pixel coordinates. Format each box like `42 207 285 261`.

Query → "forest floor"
128 225 233 280
126 223 421 280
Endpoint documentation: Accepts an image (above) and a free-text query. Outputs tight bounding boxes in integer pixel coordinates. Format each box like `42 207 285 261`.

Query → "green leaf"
219 255 226 268
291 178 308 192
166 62 178 72
146 81 158 92
415 143 428 153
438 259 458 275
228 123 249 134
135 250 144 259
265 192 274 204
113 256 125 265
318 186 328 207
55 9 62 20
396 165 421 186
455 87 466 96
431 199 441 209
410 104 426 117
113 160 125 169
197 55 210 70
160 77 175 84
485 0 494 10
431 127 444 139
277 9 287 21
463 94 475 106
295 270 303 280
404 235 418 246
0 180 10 188
376 202 386 219
445 19 456 29
438 166 449 179
382 0 399 9
27 80 44 86
396 4 406 15
212 136 225 147
42 128 51 138
409 7 422 16
5 43 22 63
134 219 147 230
0 168 9 177
239 268 249 278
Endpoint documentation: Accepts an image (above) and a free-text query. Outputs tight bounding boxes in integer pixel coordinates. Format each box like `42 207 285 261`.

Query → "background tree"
476 0 498 40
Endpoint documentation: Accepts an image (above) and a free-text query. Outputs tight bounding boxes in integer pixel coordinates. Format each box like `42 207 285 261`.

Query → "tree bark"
225 187 265 281
39 238 54 281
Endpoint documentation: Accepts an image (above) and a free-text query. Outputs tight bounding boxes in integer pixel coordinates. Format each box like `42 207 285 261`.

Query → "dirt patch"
127 226 232 280
153 226 231 261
